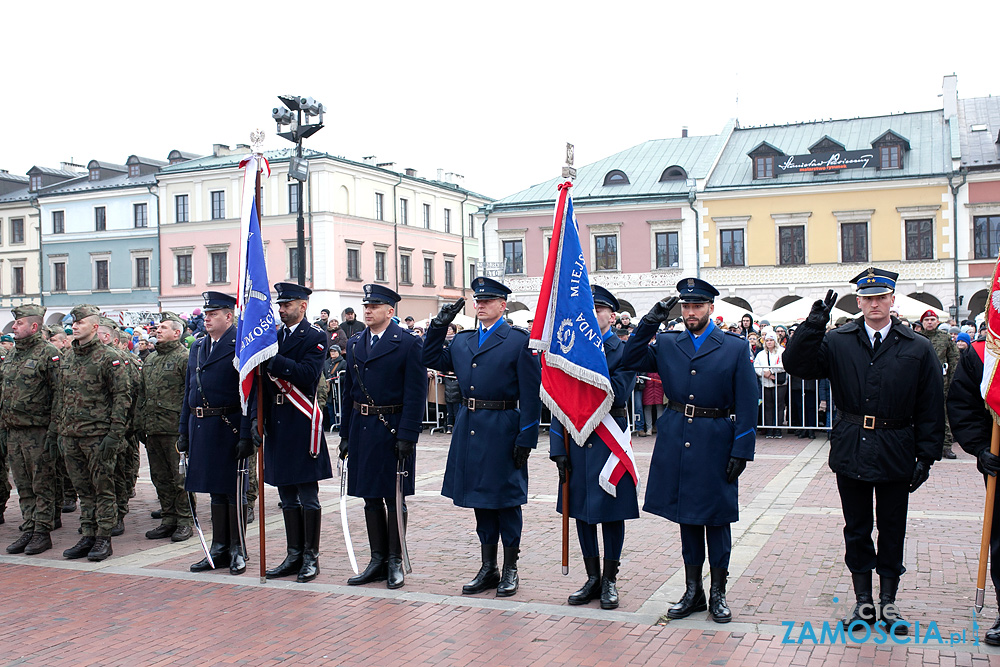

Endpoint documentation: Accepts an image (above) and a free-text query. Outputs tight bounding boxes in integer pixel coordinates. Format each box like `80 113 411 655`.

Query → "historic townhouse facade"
156 144 490 320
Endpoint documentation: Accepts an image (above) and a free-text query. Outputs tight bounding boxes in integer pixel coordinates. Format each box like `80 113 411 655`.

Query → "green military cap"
160 311 184 325
44 325 62 336
11 303 45 319
0 334 13 343
70 304 101 322
97 316 119 330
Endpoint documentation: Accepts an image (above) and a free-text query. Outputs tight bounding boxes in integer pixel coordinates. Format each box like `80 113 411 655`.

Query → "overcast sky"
4 0 996 199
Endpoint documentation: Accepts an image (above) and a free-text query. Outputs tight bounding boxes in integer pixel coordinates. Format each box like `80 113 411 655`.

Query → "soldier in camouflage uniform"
136 312 193 541
919 310 960 459
0 332 11 523
44 324 78 513
2 304 62 555
56 305 130 561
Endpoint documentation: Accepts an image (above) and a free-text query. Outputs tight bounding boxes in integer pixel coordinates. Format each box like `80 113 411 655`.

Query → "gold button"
684 442 691 448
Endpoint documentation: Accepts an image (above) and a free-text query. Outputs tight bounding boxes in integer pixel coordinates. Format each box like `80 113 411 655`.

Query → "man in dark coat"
550 285 638 609
623 277 758 623
340 307 365 339
339 284 426 589
423 277 542 598
254 283 334 584
783 268 944 636
179 292 254 575
946 336 1000 645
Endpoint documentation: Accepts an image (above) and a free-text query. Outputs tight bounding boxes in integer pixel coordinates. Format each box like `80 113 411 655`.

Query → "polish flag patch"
316 344 324 351
112 360 120 366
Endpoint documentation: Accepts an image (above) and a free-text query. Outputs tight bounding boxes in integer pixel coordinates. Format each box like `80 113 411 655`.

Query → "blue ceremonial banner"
235 154 278 412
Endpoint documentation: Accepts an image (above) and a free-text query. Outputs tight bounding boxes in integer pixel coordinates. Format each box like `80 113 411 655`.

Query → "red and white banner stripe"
269 374 322 458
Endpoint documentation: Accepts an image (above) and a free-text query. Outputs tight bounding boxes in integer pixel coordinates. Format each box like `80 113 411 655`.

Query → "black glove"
338 438 349 460
250 418 263 446
909 459 931 493
642 297 679 326
395 439 415 462
725 457 748 484
979 450 1000 477
98 435 120 464
513 445 531 469
551 454 570 484
432 298 466 328
234 438 254 460
45 432 60 461
176 434 189 453
806 289 838 327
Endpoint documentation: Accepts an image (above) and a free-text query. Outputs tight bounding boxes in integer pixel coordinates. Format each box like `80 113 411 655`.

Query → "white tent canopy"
888 293 947 321
709 299 754 324
761 297 853 326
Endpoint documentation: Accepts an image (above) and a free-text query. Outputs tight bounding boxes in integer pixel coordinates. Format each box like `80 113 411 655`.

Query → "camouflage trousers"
61 435 117 537
247 449 258 505
53 450 77 504
113 436 140 520
145 434 192 527
0 432 10 512
8 426 57 533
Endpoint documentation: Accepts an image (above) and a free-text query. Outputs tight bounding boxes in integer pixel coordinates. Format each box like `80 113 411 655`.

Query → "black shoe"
87 537 113 561
64 536 97 559
63 499 78 514
568 556 602 605
228 504 247 575
708 567 731 623
150 509 162 520
386 508 406 590
601 559 620 610
6 531 33 554
667 565 708 619
145 523 177 540
111 518 125 537
986 616 1000 646
348 506 389 585
247 505 255 524
191 504 229 572
171 525 193 542
496 547 519 597
296 508 321 583
943 446 957 460
24 532 52 555
267 507 304 579
54 515 62 530
190 543 229 572
844 572 877 627
878 575 908 636
463 544 501 594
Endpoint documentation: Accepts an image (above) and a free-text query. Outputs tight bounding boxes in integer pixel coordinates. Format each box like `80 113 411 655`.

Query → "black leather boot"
463 544 501 594
601 559 620 610
986 607 1000 646
297 508 321 583
667 565 707 619
708 567 731 623
63 536 96 559
191 504 229 572
110 516 125 537
266 507 304 579
6 531 33 554
386 509 405 590
496 547 519 597
87 536 113 561
348 507 388 585
568 556 602 605
843 571 877 627
24 532 52 555
227 504 247 575
878 575 908 636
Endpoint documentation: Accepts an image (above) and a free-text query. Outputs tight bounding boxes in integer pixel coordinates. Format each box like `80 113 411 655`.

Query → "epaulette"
510 325 531 336
349 331 363 341
724 331 745 339
658 330 682 335
310 322 324 333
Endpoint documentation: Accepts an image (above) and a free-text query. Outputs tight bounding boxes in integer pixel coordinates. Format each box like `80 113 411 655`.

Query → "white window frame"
91 252 111 291
772 212 811 267
130 249 153 289
172 246 194 286
345 239 364 282
497 228 527 276
206 243 230 285
897 205 941 261
712 216 750 268
648 219 683 271
833 209 874 265
588 222 623 273
48 254 68 293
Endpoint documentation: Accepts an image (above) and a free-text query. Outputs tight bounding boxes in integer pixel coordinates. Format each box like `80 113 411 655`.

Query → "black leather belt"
665 399 732 419
194 406 240 418
463 398 517 411
837 411 910 430
353 401 404 416
609 407 628 418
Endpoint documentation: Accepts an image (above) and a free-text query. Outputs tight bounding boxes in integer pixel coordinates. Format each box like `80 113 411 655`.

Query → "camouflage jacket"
0 332 61 429
52 336 130 439
920 327 959 392
136 339 188 435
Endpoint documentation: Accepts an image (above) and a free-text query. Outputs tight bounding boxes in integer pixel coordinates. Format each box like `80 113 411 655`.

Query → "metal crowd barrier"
754 364 831 438
327 369 346 432
425 370 447 433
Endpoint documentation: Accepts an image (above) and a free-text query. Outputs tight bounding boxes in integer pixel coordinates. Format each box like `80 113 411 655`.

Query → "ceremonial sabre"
396 460 412 574
976 422 1000 612
236 456 249 564
340 458 359 574
181 452 213 568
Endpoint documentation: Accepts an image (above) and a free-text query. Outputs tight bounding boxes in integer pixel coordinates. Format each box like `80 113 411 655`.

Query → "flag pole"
561 477 570 575
254 163 267 584
976 422 1000 612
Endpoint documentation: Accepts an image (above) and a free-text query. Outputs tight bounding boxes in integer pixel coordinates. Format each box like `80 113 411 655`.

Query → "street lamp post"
272 94 325 286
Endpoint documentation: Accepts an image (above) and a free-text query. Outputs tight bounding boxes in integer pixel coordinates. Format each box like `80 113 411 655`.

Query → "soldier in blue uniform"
179 292 254 575
423 277 542 597
254 282 334 584
338 284 426 589
549 285 638 610
623 278 758 623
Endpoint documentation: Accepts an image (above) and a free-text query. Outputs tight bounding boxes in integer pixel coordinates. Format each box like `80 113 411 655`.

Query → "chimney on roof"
362 155 376 166
682 127 688 138
235 144 250 151
213 144 230 157
60 161 84 173
942 74 958 121
437 168 444 181
405 168 417 177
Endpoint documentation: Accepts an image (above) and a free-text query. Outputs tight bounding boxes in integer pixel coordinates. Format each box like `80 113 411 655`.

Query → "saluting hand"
432 298 466 328
806 290 838 327
642 297 679 326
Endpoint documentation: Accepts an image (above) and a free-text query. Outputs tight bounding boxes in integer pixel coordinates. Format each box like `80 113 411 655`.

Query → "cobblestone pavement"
1 429 999 666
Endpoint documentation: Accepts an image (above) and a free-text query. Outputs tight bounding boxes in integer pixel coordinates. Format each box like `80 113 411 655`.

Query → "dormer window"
871 130 910 171
129 164 140 177
809 136 846 154
89 168 100 181
603 170 629 186
29 175 41 191
659 166 687 182
747 142 784 180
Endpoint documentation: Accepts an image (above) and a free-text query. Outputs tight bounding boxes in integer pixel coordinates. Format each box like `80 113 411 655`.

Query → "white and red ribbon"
269 374 322 458
596 415 640 497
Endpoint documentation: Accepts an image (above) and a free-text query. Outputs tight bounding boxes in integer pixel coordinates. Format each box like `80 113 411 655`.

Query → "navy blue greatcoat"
550 332 639 523
251 320 334 486
422 321 542 509
341 320 426 498
622 321 757 526
181 326 252 495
